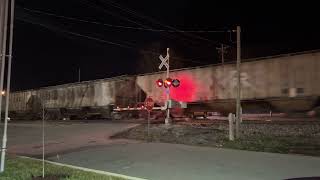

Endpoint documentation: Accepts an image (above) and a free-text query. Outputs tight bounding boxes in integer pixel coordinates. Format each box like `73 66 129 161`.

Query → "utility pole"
235 26 241 138
1 0 15 172
216 44 228 65
0 0 9 124
42 101 45 178
78 67 81 82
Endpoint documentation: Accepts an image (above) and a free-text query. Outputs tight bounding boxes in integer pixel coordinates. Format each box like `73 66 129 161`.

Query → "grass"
222 135 320 156
0 156 127 180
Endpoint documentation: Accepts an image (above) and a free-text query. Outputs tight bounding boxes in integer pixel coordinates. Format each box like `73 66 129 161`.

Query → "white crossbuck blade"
159 55 169 70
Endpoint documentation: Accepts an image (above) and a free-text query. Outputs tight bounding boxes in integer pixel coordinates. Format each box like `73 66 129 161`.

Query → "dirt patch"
112 124 227 147
112 123 320 156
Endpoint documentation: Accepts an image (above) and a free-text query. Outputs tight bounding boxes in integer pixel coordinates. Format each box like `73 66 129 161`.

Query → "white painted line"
19 156 149 180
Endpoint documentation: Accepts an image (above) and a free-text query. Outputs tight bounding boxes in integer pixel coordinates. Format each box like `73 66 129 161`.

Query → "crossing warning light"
164 78 172 88
156 79 163 87
172 79 180 87
157 78 180 88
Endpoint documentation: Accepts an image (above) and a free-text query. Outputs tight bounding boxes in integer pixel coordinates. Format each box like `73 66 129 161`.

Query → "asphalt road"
49 142 320 180
1 121 320 180
0 121 138 156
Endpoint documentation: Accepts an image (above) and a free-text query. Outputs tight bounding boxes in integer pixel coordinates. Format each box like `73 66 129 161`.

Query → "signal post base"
165 117 171 125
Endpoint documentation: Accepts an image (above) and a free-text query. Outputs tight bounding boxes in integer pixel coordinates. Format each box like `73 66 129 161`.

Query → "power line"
78 0 218 49
20 7 229 33
16 17 209 65
101 0 225 46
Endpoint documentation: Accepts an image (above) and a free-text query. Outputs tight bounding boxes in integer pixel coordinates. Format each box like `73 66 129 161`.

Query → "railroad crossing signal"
159 48 171 125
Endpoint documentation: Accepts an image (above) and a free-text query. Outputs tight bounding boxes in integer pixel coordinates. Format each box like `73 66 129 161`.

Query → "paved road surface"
49 142 320 180
1 121 320 180
0 121 138 156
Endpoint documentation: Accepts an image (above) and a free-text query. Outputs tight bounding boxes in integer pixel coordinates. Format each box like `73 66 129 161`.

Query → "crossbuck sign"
159 48 169 70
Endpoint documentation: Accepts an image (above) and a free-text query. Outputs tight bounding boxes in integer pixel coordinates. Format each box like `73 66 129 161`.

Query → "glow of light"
170 74 196 102
1 91 4 95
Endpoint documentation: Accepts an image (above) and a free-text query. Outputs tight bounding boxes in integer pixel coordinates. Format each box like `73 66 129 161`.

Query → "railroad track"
111 117 320 125
178 119 320 126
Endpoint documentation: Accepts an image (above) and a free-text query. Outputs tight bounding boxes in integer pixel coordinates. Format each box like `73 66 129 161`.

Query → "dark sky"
10 0 320 90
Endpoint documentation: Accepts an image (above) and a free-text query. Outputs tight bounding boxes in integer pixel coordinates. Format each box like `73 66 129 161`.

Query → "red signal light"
164 78 172 88
156 79 163 87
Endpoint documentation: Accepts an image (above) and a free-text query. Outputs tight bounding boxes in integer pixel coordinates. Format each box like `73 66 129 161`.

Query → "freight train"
7 50 320 120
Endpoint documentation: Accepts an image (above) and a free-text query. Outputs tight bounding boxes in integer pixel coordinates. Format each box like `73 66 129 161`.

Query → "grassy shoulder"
222 135 320 156
0 156 127 180
112 124 320 156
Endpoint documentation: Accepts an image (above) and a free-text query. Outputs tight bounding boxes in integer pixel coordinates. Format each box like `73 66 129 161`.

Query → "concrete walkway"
48 142 320 180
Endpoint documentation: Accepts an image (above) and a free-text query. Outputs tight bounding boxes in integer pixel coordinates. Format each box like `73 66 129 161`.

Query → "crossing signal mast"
158 48 181 125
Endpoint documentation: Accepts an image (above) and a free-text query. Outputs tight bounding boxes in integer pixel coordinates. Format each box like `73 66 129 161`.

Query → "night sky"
10 1 320 91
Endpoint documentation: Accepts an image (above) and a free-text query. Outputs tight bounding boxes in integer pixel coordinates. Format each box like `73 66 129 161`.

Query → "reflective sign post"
147 111 150 139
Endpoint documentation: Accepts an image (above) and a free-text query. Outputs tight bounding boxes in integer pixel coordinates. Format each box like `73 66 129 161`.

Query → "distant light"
1 91 5 95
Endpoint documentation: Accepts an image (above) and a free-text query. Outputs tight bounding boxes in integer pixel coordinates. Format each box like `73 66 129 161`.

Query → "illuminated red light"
156 79 164 87
164 78 172 88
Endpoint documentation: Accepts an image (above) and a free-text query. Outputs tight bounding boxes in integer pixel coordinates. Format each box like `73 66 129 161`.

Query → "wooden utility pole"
78 67 81 82
235 26 241 138
216 44 228 65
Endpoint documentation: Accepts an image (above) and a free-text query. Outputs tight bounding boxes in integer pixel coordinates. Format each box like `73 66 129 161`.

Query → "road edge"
19 156 148 180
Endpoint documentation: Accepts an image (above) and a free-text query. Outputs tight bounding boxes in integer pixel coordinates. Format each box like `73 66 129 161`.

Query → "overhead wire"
78 0 218 49
16 17 209 65
101 0 227 46
21 7 228 33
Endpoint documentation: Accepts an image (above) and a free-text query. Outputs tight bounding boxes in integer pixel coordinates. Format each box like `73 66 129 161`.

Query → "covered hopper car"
7 50 320 120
